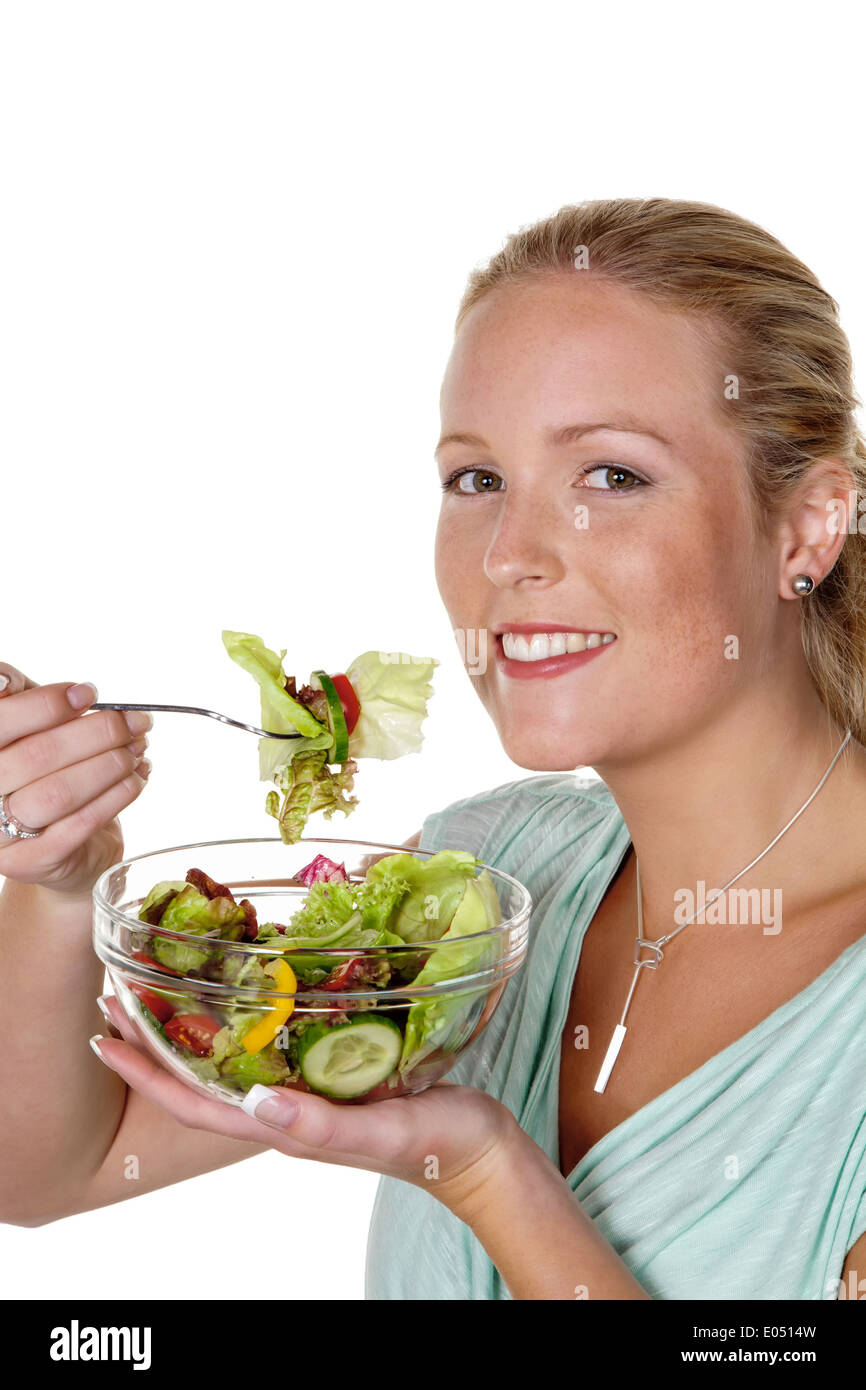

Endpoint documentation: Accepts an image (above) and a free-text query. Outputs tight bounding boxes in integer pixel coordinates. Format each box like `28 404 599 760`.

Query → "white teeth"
500 631 616 661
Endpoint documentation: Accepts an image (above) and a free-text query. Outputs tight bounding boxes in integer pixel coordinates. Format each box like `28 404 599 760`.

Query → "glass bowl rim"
92 834 533 958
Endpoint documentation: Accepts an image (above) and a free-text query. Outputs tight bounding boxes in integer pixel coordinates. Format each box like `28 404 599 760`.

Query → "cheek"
434 508 477 611
601 508 759 677
433 513 451 603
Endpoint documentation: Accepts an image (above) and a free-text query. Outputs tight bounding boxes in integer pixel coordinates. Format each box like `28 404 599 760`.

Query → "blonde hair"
455 198 866 746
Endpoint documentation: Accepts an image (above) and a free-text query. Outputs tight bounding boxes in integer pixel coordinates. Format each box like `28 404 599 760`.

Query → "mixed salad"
222 631 438 843
128 847 503 1101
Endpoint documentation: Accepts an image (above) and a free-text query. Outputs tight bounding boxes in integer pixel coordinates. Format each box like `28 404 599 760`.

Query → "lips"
491 622 612 636
491 626 617 679
501 631 615 660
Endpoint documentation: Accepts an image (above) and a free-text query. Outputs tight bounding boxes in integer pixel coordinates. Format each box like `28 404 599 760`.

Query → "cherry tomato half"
329 673 361 735
129 951 182 1023
164 1013 222 1057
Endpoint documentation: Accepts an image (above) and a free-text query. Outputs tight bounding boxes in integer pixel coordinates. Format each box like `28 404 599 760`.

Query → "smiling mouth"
498 630 616 661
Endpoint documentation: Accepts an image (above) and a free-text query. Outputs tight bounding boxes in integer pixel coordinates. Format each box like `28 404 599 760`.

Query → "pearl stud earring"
792 574 815 596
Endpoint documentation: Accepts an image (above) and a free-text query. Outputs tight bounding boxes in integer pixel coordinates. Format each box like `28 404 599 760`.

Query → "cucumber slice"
297 1013 403 1098
310 670 349 763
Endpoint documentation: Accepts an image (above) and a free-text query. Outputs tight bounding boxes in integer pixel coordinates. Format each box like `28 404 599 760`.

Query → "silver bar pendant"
594 1023 627 1093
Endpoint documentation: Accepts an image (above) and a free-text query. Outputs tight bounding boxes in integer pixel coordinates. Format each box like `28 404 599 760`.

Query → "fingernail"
68 682 98 710
240 1083 299 1127
135 757 152 779
0 674 9 692
96 995 112 1020
89 1034 106 1060
128 736 148 758
124 710 153 735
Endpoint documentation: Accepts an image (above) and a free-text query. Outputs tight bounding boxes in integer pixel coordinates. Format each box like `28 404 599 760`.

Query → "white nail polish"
240 1084 278 1119
89 1034 105 1059
240 1084 299 1127
0 674 9 691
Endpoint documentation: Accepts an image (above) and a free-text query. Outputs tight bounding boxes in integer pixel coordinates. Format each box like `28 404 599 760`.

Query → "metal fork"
91 703 303 739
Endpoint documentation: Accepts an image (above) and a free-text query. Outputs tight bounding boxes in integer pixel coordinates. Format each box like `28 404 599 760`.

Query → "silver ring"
0 792 43 841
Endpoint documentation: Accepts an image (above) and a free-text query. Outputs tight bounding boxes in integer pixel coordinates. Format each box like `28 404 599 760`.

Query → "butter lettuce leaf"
363 849 478 943
344 651 438 760
399 869 502 1076
150 885 248 973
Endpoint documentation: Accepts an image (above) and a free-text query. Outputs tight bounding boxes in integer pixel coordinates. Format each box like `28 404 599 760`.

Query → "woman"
1 197 865 1300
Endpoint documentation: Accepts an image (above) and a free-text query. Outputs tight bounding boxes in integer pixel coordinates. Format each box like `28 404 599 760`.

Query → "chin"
498 731 598 774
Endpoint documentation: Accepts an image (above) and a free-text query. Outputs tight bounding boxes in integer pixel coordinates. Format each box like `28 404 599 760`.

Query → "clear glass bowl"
93 837 532 1106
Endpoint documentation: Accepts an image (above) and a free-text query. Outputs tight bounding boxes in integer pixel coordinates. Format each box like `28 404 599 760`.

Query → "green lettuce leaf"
344 651 438 760
399 869 502 1077
222 630 335 782
217 951 273 992
150 885 248 973
210 1014 293 1089
363 849 478 943
267 748 359 844
138 880 186 924
219 1047 292 1090
270 873 407 972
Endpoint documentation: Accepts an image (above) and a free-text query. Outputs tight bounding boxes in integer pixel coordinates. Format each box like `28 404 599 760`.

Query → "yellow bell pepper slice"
242 957 297 1055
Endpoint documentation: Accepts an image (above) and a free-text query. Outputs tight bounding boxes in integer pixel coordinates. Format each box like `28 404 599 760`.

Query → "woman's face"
434 273 775 772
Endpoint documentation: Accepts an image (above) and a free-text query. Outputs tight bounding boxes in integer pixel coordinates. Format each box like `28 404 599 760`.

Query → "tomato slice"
164 1013 221 1057
130 951 182 1023
329 673 361 735
132 986 175 1024
132 950 181 976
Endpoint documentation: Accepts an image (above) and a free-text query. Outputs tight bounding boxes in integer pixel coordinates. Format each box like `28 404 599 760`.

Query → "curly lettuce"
265 749 359 845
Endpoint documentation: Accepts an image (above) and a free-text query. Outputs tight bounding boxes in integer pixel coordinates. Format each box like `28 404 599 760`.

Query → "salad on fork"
222 631 438 843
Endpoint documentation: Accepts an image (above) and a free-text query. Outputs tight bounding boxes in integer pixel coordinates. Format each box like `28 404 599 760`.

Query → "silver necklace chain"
593 728 853 1093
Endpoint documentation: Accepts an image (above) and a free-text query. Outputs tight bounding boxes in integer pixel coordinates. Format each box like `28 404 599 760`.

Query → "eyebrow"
435 421 672 455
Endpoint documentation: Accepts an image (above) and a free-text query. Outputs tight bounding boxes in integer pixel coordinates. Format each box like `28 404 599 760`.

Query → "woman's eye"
577 464 644 492
441 467 505 495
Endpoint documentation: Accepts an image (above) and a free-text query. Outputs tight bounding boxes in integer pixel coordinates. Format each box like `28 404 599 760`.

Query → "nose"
483 488 568 589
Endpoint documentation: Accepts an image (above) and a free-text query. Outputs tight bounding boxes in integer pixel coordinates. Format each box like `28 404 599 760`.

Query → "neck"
593 685 864 941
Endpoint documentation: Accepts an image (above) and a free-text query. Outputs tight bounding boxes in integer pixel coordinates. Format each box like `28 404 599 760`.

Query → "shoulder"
419 770 621 857
426 768 614 819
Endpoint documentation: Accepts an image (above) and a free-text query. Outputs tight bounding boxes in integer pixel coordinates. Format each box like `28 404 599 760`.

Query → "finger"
97 993 147 1047
0 663 38 697
0 760 150 870
97 1012 123 1040
0 679 100 750
90 1028 429 1172
238 1080 438 1170
4 743 149 832
0 706 152 794
90 1033 306 1146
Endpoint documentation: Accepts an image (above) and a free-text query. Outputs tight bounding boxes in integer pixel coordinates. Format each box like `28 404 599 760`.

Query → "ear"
776 457 857 600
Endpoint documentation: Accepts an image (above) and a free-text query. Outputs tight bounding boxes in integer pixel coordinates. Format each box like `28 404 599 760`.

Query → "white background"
2 1 865 1299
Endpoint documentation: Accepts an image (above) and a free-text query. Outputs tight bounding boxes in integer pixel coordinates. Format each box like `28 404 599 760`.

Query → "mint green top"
365 773 866 1300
